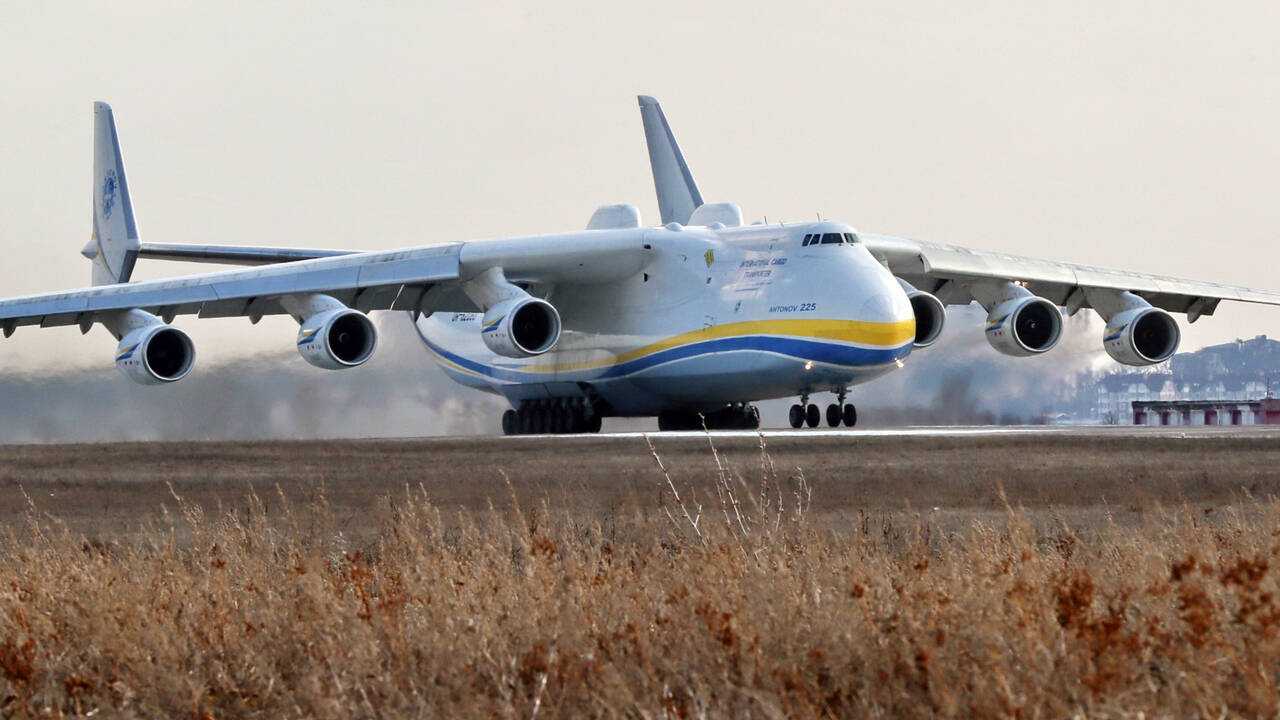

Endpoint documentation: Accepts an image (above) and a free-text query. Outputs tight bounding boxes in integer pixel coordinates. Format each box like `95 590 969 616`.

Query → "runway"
543 424 1280 440
1 425 1277 541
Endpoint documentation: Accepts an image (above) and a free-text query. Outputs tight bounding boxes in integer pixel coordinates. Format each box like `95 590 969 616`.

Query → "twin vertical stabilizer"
82 102 140 286
637 95 704 225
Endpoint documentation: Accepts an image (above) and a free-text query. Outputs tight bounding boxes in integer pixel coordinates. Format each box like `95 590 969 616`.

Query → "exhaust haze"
0 306 1111 442
0 315 506 443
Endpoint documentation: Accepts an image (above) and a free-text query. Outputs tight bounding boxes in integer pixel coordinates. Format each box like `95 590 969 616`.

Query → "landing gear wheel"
744 405 760 430
789 404 804 429
805 403 820 428
842 403 857 427
502 409 517 436
587 414 603 433
826 403 841 427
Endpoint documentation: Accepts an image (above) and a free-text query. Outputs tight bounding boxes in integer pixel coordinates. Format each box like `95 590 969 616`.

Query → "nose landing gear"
788 393 822 429
791 390 857 429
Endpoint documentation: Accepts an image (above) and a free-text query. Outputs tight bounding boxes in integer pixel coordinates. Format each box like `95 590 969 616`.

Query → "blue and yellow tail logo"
101 168 118 220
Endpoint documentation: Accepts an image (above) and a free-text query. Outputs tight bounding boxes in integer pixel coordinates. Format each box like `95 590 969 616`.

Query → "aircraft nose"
859 277 914 325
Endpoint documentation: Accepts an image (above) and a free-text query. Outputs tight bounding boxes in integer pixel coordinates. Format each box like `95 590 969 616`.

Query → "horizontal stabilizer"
137 243 355 266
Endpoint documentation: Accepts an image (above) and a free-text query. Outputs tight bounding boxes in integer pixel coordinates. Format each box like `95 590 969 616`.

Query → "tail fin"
82 102 140 285
637 95 703 225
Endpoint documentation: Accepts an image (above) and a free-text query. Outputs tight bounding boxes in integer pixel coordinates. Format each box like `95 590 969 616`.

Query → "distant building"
1132 398 1280 426
1086 335 1279 424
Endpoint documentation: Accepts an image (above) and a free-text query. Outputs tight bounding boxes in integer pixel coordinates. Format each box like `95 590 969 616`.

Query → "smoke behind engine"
749 305 1108 426
847 306 1107 425
0 306 1111 441
0 314 507 443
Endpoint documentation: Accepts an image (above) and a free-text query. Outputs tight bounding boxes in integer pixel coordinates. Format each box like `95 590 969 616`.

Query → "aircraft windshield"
802 232 859 246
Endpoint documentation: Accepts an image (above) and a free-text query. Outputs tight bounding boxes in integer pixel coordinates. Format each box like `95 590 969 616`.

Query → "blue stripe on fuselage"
418 331 909 384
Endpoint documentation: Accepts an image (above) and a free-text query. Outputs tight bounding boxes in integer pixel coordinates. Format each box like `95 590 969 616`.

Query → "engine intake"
297 308 377 369
481 296 561 358
1103 307 1180 366
984 295 1062 357
904 288 946 348
115 324 195 385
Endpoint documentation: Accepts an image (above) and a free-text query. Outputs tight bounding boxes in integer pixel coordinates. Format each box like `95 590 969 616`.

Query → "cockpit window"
804 232 858 246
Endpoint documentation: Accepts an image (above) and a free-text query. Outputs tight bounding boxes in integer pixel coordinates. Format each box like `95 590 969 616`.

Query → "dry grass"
2 436 1279 718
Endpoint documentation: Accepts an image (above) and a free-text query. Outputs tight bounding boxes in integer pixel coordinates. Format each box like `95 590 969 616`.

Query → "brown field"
1 428 1279 717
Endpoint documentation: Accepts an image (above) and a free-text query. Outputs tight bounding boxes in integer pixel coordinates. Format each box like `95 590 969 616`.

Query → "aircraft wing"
861 233 1280 320
0 231 652 336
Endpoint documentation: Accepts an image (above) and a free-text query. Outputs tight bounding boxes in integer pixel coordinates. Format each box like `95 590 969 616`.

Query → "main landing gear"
789 391 856 429
502 398 603 435
658 403 761 431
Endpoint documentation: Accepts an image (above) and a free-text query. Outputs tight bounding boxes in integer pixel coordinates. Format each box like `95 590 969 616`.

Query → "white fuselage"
414 221 916 416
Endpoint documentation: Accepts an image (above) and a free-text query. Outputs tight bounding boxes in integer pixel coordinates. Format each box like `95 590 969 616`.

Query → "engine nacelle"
984 295 1062 357
1103 306 1180 366
481 296 561 358
296 308 377 369
115 324 196 385
904 288 946 348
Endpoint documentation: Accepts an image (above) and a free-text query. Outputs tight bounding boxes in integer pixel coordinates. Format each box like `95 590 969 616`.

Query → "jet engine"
296 308 378 369
481 296 562 358
898 280 946 348
115 324 196 385
984 295 1063 357
1103 306 1180 366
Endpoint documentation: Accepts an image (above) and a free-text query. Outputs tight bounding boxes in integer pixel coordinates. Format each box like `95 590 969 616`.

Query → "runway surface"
1 425 1277 540
546 424 1280 440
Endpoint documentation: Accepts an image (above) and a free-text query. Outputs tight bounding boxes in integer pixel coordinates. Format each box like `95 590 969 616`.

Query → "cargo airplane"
2 98 1278 433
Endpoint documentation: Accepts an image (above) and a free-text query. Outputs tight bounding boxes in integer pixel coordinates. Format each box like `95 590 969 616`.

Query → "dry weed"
0 437 1277 718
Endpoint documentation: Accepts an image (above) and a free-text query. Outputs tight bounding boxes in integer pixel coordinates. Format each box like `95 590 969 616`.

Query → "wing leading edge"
0 244 464 336
862 234 1280 320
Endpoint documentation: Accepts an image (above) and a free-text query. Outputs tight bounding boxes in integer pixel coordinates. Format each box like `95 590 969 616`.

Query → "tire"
788 404 804 429
744 405 760 430
843 403 857 427
502 409 516 435
518 409 532 434
826 403 841 427
587 414 602 433
805 403 820 428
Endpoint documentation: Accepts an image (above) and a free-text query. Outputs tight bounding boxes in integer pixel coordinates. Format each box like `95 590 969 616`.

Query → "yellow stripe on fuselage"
520 317 915 374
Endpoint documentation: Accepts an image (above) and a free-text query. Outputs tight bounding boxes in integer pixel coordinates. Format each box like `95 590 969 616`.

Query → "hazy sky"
2 1 1279 375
